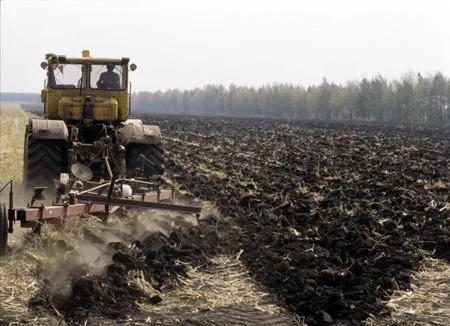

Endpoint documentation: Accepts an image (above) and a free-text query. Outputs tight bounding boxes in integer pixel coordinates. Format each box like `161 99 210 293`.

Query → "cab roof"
45 53 130 65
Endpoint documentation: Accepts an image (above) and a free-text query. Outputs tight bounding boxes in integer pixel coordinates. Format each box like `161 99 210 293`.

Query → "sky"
1 0 450 93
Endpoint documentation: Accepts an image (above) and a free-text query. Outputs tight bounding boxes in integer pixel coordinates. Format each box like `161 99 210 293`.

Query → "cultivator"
0 175 201 255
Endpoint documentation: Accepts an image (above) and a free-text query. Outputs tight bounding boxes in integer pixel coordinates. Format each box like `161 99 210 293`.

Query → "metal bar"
15 190 172 223
15 203 110 222
12 186 197 228
131 189 172 202
77 182 111 196
8 181 14 233
103 176 117 223
77 194 201 214
0 180 13 193
129 81 132 116
105 156 113 179
17 204 83 221
107 177 116 199
116 178 161 187
8 182 13 211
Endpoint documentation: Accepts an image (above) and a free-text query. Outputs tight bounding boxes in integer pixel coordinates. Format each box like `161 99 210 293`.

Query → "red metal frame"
11 188 200 230
0 179 201 256
1 176 201 255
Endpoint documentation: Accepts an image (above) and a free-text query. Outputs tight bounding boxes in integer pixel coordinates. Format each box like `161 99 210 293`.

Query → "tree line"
132 72 450 125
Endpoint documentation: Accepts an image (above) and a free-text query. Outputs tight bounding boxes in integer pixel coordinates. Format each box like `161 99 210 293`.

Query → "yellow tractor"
24 50 164 188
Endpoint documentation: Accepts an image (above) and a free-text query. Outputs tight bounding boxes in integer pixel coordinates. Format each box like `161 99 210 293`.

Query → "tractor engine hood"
58 96 119 121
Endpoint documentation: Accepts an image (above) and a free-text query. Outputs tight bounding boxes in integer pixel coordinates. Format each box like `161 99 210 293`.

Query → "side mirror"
130 63 137 71
40 61 48 69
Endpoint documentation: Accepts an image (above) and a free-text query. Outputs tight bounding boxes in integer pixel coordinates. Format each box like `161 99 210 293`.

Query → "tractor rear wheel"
0 203 8 255
23 126 66 189
126 144 165 178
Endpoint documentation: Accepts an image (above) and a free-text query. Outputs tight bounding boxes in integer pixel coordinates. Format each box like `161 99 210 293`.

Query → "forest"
133 72 450 125
2 72 449 125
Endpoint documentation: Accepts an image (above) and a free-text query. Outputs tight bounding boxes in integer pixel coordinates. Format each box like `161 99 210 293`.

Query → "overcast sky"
1 0 450 93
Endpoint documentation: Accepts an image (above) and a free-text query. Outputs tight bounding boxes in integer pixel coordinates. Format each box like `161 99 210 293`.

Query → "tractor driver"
97 63 120 89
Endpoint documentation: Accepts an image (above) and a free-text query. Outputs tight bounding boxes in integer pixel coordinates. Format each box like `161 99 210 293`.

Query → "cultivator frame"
0 177 201 255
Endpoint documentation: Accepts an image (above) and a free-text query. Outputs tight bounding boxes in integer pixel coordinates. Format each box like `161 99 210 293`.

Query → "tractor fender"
30 118 69 140
121 119 162 145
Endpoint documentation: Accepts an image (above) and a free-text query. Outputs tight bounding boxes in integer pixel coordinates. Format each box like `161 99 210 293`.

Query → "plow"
0 49 202 255
0 175 201 255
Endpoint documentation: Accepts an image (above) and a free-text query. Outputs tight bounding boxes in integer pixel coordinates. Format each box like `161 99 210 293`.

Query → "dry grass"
0 228 63 325
423 179 448 190
365 258 450 326
0 251 40 317
387 258 450 325
166 137 201 148
0 104 28 183
0 104 92 324
0 105 39 322
134 254 286 315
0 215 113 325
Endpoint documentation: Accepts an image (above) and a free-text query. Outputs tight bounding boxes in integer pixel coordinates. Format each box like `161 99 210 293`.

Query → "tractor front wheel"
23 126 66 189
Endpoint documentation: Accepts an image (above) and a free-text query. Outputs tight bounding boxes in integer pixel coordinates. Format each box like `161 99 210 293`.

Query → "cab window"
90 63 126 90
48 64 86 89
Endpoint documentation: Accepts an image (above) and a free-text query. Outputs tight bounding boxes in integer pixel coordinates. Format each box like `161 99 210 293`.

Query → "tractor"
24 50 164 189
0 51 201 255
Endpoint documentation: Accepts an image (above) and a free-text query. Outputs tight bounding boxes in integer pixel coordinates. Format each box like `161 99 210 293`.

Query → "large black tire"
23 126 66 189
126 144 165 178
0 203 7 256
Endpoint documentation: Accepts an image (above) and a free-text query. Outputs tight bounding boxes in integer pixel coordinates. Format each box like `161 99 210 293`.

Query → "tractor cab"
40 50 137 122
47 61 127 90
24 50 163 192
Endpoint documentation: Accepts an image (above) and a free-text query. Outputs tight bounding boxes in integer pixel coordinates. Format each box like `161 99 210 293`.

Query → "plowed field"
1 108 449 325
151 116 449 325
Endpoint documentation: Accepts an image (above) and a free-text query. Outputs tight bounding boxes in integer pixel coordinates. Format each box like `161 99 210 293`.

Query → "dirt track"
1 107 449 325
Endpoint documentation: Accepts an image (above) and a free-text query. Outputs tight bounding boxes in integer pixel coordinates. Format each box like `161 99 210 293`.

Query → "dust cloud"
33 203 213 303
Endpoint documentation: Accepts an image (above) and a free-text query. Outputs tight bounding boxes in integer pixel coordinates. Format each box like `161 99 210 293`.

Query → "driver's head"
106 63 115 71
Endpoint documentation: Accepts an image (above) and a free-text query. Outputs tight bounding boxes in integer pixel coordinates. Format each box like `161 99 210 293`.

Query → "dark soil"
28 214 230 322
28 116 449 325
151 116 449 325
